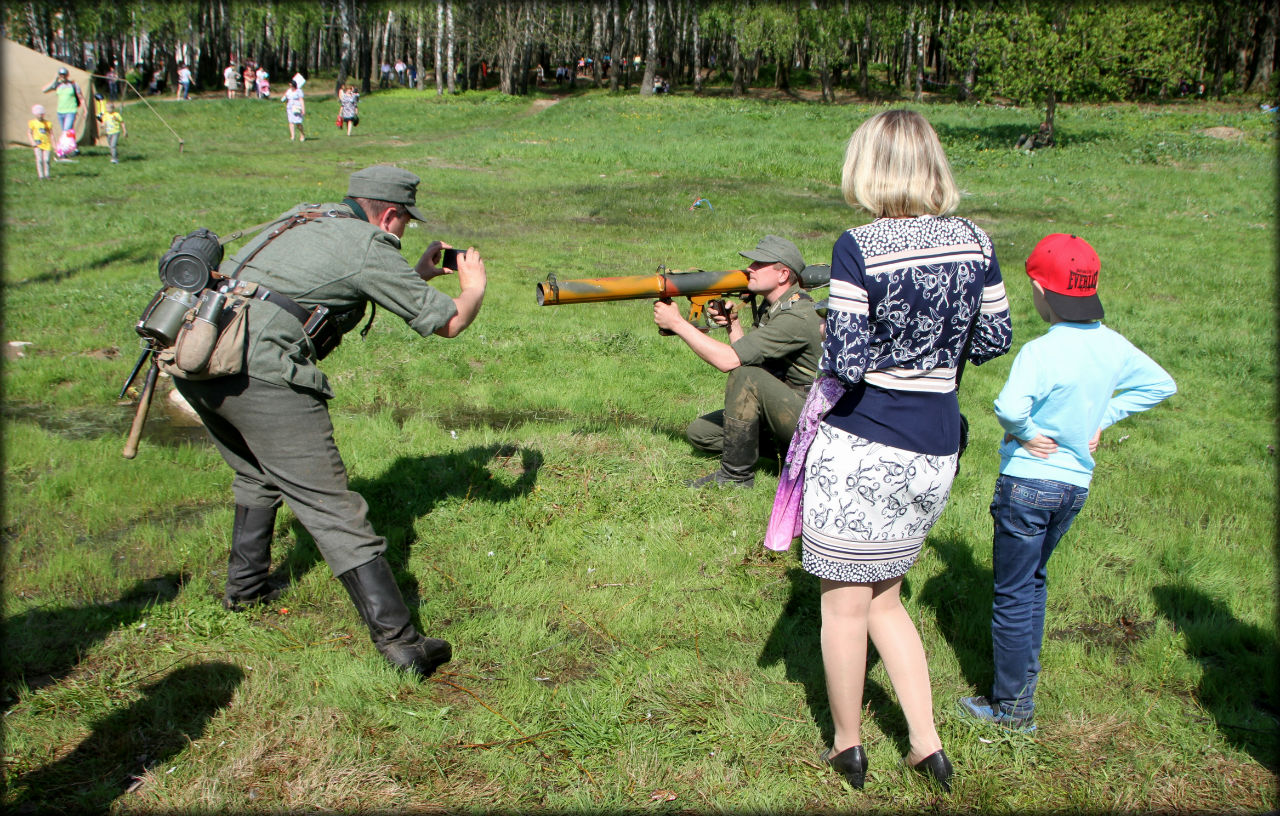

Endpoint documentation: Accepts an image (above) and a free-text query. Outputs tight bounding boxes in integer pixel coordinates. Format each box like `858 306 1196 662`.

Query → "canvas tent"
3 38 97 148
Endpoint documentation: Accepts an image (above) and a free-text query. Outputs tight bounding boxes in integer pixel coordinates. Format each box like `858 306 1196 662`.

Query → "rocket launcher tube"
535 268 752 306
535 264 831 331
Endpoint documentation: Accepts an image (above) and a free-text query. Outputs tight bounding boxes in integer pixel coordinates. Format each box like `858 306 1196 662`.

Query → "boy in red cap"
959 233 1176 730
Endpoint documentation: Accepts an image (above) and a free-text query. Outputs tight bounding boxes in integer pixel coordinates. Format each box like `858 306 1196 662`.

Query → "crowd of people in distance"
380 58 418 87
223 59 276 100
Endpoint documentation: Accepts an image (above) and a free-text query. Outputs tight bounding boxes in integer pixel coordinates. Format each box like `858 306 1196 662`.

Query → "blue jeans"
58 112 76 133
989 474 1088 718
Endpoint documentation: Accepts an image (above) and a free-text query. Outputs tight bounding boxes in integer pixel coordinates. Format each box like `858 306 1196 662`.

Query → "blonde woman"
792 110 1012 791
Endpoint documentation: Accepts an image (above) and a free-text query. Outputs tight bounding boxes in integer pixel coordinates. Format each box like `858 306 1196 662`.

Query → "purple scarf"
764 374 845 551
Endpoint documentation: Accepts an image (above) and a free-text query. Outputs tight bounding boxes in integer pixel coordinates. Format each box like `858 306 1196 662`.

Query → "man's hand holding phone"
416 240 473 281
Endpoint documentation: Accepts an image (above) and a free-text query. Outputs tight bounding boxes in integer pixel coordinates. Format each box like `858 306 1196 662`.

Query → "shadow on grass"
7 662 243 814
2 572 188 709
1151 584 1280 770
758 567 832 745
5 246 155 288
275 444 543 608
757 566 926 756
917 530 994 698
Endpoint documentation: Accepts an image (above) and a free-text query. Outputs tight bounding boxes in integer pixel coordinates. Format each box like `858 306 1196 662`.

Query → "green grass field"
3 85 1276 812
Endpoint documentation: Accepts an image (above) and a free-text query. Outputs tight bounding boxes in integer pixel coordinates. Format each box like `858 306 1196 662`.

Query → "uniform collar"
767 282 804 313
340 197 370 222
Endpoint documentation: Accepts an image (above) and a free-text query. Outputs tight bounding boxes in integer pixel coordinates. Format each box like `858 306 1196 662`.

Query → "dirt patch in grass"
1049 613 1154 658
1200 126 1245 140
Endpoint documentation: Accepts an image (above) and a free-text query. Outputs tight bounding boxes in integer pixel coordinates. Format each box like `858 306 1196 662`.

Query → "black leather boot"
223 505 282 611
337 556 452 678
686 415 758 488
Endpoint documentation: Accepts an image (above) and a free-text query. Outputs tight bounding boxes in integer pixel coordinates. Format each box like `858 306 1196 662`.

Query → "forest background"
5 0 1279 130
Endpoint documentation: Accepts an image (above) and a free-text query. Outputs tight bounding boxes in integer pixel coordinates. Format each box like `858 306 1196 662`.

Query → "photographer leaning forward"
173 165 485 678
653 236 823 488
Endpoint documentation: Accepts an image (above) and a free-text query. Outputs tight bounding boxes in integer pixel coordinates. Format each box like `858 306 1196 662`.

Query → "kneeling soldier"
653 235 823 488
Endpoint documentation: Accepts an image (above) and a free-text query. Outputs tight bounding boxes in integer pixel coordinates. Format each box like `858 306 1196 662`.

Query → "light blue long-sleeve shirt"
994 321 1176 487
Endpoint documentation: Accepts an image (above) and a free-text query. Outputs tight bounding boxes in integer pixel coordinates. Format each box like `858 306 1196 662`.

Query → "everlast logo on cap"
1067 269 1098 291
1025 233 1105 322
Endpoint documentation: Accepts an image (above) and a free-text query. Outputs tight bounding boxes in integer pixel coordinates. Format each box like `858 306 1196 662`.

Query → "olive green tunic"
730 283 822 388
225 201 457 399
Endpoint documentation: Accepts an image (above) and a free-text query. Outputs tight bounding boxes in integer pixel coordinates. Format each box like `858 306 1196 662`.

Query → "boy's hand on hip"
1016 433 1058 459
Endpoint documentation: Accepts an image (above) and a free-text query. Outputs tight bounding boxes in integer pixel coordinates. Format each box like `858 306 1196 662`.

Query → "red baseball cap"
1025 233 1104 322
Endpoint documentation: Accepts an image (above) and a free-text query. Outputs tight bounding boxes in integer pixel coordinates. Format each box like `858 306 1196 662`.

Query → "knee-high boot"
687 415 758 488
337 556 452 677
223 505 282 611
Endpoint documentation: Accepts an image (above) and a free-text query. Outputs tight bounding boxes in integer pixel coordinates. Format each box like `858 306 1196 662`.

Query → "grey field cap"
346 165 427 221
740 234 805 276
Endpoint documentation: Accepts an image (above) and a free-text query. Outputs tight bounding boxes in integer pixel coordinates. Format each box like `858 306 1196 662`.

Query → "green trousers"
175 373 385 577
685 365 807 458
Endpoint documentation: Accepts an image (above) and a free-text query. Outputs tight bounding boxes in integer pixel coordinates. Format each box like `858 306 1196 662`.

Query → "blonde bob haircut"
841 109 960 218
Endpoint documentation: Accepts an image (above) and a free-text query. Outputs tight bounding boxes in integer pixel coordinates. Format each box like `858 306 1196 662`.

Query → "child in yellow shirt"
28 104 52 179
98 103 127 164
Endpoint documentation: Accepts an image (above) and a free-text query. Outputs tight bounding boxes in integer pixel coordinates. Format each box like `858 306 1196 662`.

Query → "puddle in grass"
3 394 210 448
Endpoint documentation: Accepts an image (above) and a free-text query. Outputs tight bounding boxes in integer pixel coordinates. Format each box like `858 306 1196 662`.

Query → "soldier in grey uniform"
174 165 486 678
653 235 823 488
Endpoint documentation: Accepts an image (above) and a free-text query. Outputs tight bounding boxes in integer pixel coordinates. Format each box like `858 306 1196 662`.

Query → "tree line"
5 0 1276 119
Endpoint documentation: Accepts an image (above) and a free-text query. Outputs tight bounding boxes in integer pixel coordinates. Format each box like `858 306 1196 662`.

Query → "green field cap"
347 165 426 221
740 234 805 275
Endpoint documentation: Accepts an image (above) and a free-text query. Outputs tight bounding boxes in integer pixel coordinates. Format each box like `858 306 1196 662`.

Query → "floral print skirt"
801 422 956 583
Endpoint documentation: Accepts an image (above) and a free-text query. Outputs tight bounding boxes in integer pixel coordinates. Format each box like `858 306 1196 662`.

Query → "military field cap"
740 234 805 276
1025 233 1104 322
346 165 426 221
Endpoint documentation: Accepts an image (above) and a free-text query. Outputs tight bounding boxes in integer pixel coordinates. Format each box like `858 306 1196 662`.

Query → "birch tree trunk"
415 8 425 89
446 0 456 93
336 0 354 91
591 2 605 87
692 10 702 93
435 1 445 94
609 0 622 92
379 9 394 77
914 7 925 102
640 0 657 94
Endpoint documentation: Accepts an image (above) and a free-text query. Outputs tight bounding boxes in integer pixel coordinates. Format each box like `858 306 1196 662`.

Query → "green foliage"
963 1 1207 107
1 89 1275 813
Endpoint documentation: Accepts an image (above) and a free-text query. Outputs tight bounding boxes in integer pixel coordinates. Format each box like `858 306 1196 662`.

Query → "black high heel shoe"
911 749 953 792
821 744 868 789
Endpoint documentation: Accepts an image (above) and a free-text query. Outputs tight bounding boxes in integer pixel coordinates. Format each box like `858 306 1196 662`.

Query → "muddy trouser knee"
704 366 807 453
687 370 808 456
174 374 387 578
